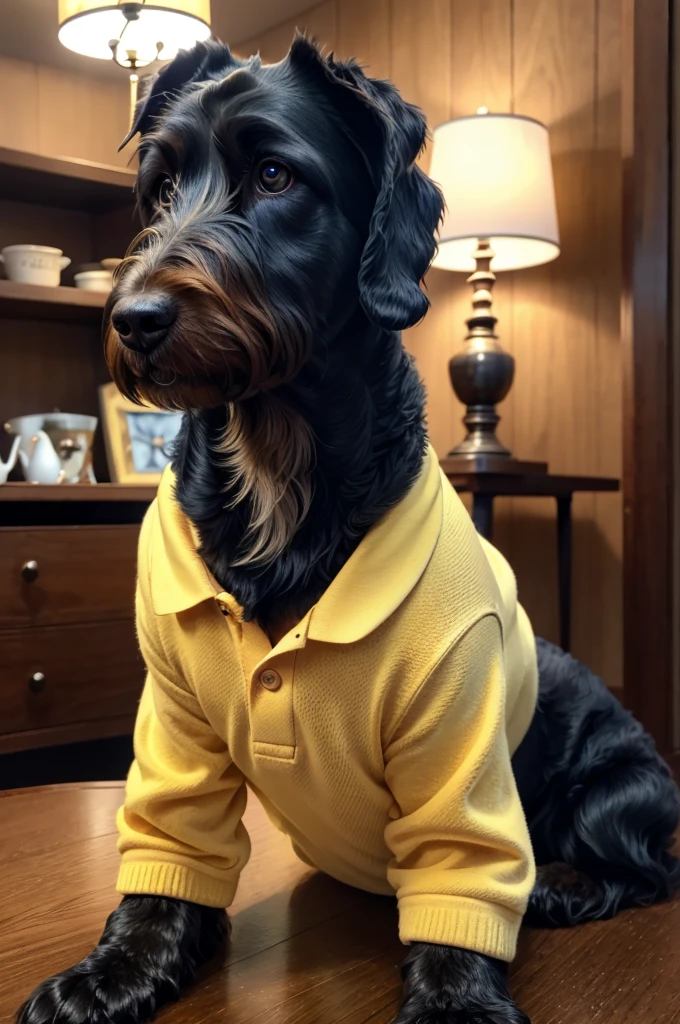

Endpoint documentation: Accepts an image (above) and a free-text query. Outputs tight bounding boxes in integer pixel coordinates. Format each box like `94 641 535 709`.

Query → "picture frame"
98 382 183 485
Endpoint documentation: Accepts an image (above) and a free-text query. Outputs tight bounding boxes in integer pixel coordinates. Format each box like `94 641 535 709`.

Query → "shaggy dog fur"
16 36 679 1024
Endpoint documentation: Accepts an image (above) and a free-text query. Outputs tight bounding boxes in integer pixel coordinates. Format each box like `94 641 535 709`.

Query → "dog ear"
120 38 241 149
288 37 444 332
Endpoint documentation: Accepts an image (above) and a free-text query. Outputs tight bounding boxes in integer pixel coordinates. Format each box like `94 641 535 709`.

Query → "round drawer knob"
29 671 46 694
22 560 39 583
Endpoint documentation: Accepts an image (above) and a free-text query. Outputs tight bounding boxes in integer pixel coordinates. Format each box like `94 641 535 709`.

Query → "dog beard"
104 190 313 414
104 193 317 565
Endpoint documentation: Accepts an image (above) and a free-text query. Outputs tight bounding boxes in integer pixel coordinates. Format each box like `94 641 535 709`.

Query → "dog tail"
514 640 680 927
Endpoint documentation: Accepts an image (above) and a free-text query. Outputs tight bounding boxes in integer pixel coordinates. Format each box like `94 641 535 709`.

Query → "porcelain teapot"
26 430 62 484
0 435 21 484
4 413 98 484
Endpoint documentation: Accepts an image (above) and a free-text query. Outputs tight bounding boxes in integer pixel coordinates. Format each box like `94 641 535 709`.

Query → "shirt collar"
150 444 444 641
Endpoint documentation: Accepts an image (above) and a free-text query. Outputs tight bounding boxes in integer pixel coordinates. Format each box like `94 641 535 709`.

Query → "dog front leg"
394 943 530 1024
16 895 227 1024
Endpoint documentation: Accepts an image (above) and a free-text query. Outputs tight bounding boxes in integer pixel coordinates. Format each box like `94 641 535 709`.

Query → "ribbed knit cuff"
398 896 521 962
117 859 238 909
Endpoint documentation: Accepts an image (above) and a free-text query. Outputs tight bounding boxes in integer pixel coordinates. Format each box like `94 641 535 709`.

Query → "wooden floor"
1 783 679 1023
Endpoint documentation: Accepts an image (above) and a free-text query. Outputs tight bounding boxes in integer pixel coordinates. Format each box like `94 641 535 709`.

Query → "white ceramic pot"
0 245 71 287
74 269 113 292
27 430 62 484
5 413 98 483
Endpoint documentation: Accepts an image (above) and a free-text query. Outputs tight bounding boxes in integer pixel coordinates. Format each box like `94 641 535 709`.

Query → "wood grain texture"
0 56 130 169
621 0 674 750
509 0 601 660
0 57 40 154
0 715 137 756
0 146 136 212
0 280 107 321
336 0 391 77
0 483 157 504
0 525 138 628
0 619 143 739
1 785 678 1024
233 2 337 62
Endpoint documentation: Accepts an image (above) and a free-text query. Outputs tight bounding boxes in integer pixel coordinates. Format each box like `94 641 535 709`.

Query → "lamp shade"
58 1 211 66
429 113 560 272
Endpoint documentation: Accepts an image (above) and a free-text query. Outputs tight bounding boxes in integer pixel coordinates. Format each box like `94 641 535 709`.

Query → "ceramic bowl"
0 245 71 287
74 269 113 292
100 258 123 271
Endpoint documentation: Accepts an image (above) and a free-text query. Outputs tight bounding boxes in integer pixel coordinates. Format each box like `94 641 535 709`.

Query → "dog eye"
257 160 293 195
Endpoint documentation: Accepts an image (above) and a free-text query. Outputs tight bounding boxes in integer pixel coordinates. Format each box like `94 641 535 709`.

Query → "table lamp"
429 110 560 469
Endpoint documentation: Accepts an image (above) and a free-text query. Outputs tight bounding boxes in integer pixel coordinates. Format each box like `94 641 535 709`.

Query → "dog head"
105 36 443 411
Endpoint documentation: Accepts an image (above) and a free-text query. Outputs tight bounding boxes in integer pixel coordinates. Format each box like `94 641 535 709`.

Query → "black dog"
17 37 679 1024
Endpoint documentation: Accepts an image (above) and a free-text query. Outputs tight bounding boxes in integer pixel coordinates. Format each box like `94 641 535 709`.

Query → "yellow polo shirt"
117 445 538 961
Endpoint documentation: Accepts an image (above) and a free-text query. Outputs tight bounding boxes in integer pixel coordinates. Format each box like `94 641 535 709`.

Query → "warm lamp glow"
58 1 211 67
429 113 560 272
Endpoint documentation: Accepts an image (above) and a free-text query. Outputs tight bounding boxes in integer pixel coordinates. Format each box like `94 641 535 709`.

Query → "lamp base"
447 403 512 458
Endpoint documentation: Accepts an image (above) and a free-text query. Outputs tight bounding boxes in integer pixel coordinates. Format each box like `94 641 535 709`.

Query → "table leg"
472 494 494 541
556 495 572 652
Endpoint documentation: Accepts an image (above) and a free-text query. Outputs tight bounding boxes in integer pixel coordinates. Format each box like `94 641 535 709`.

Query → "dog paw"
393 1009 530 1024
16 946 180 1024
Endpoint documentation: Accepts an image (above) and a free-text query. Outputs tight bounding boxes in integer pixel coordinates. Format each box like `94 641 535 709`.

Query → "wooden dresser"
0 149 154 761
0 488 155 755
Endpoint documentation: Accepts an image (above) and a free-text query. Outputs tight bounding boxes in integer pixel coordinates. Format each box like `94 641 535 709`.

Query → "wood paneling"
0 56 130 168
240 0 623 687
0 57 40 154
336 0 390 77
231 2 337 62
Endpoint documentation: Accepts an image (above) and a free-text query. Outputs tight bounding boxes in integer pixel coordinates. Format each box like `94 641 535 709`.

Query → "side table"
440 460 620 652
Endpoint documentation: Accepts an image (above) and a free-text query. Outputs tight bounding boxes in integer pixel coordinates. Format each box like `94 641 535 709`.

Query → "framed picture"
98 382 183 484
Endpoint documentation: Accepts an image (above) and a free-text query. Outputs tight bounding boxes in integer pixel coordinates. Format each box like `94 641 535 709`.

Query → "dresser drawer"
0 620 144 737
0 525 139 628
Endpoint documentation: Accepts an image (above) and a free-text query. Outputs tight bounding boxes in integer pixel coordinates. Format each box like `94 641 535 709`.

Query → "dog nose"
111 294 176 353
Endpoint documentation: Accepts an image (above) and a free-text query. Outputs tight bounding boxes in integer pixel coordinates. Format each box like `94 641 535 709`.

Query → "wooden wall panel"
0 58 40 154
336 0 390 77
0 56 130 168
220 0 625 687
592 0 623 686
231 2 337 62
509 0 600 658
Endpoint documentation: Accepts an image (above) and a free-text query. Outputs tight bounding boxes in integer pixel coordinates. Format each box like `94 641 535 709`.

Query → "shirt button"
259 669 282 691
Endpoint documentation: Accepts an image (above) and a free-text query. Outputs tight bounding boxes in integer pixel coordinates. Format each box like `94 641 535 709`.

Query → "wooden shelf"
0 279 108 322
0 482 157 503
0 147 136 212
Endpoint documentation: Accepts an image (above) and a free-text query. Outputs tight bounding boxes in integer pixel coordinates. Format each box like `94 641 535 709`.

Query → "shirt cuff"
117 858 238 908
398 895 522 961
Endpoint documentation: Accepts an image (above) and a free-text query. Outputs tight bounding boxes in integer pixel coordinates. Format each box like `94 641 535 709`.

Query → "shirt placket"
215 592 310 763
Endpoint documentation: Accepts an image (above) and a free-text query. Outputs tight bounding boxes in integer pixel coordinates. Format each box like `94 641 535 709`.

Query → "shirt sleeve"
116 512 250 908
384 614 535 961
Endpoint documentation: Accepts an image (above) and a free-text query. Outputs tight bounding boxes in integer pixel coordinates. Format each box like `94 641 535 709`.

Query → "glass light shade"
58 1 211 66
429 113 560 272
